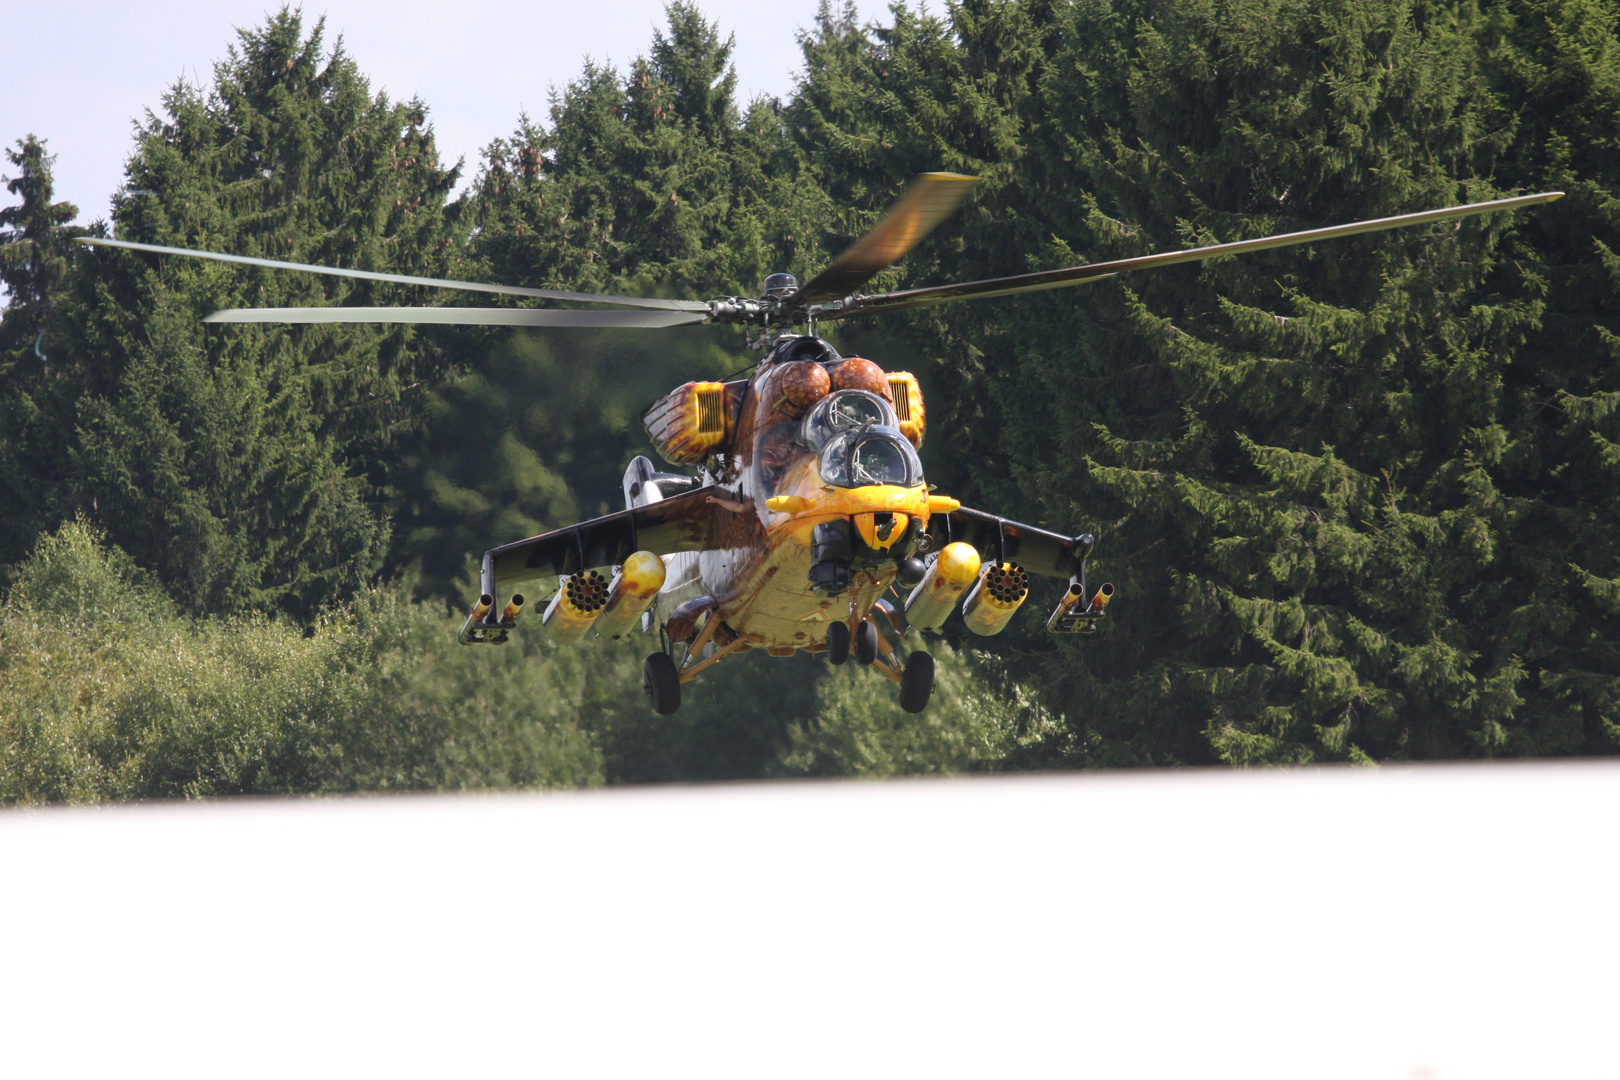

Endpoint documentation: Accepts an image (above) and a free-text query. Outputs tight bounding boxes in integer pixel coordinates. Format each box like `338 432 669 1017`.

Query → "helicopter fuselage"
654 354 932 654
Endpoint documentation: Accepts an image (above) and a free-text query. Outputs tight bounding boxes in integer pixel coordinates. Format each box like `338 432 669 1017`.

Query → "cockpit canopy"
818 427 924 488
799 390 898 452
800 390 922 488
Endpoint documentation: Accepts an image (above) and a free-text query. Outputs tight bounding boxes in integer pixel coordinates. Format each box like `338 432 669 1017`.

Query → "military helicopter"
82 177 1562 714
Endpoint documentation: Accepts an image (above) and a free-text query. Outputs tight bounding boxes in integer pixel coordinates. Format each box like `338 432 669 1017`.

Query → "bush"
778 648 1065 778
0 521 603 804
0 521 1061 803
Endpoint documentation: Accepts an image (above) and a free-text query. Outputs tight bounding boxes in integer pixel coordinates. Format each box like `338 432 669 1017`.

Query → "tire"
855 619 879 666
825 620 850 666
643 652 682 714
898 651 935 713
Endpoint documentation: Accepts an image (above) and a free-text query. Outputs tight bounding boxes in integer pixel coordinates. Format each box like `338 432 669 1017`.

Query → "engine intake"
643 381 739 465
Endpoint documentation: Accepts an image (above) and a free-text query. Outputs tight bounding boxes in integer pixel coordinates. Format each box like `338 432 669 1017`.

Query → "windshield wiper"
846 419 876 486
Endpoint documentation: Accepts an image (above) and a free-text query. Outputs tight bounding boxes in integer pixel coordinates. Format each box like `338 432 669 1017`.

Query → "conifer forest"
3 0 1618 802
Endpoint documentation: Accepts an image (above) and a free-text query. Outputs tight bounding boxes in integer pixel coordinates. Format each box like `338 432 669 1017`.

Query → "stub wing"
920 504 1107 635
480 486 719 599
923 504 1088 579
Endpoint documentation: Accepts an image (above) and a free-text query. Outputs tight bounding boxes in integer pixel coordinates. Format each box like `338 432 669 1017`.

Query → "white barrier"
2 764 1614 1078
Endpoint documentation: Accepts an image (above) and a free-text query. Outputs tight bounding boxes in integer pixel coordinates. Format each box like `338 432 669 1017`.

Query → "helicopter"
81 176 1562 714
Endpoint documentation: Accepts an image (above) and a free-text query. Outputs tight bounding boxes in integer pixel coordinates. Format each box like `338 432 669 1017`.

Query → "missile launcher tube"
457 593 496 644
904 542 982 631
1055 581 1086 616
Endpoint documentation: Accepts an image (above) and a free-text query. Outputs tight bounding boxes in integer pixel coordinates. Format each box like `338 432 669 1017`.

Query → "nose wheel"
824 603 937 713
855 619 879 665
825 620 850 665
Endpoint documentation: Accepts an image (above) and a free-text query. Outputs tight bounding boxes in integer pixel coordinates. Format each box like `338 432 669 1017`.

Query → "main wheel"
855 619 879 666
898 651 935 713
643 652 682 714
825 620 850 665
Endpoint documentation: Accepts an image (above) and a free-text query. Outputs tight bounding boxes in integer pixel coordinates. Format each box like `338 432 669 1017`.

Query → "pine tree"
0 136 83 565
468 2 805 297
1473 0 1620 749
392 2 810 596
47 9 464 615
785 0 1619 764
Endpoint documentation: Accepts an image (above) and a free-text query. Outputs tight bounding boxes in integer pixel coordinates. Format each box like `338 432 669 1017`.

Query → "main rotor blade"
76 237 709 313
789 173 979 306
822 191 1565 319
202 307 710 328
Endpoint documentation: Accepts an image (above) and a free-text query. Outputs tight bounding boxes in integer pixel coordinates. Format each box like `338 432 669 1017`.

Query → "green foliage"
0 520 603 804
5 10 466 616
466 2 813 299
392 326 743 600
0 521 1032 803
5 0 1620 793
0 136 79 320
0 136 84 564
778 647 1065 777
784 0 1620 764
389 2 829 600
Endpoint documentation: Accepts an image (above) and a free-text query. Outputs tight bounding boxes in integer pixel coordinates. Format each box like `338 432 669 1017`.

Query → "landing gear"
898 651 935 713
855 619 879 666
643 652 682 714
825 621 850 665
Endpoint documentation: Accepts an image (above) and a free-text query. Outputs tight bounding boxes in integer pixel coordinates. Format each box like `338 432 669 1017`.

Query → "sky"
7 0 887 226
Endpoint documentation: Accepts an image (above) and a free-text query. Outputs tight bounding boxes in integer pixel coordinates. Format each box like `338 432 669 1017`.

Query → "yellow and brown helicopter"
83 177 1562 714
